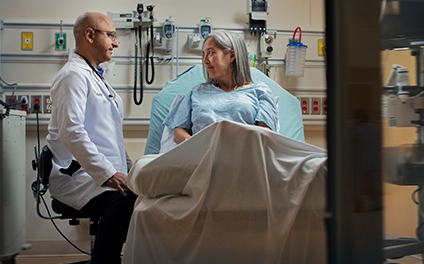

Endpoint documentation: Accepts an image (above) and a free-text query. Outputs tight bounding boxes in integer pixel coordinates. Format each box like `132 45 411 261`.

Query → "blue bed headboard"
144 65 305 155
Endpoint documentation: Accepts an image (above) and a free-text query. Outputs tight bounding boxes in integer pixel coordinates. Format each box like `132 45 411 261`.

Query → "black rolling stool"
32 145 101 264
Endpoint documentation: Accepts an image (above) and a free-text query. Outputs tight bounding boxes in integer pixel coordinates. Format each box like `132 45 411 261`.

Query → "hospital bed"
144 64 305 155
122 65 328 264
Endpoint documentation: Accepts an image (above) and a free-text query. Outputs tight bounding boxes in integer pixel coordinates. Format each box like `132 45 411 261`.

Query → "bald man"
46 12 136 264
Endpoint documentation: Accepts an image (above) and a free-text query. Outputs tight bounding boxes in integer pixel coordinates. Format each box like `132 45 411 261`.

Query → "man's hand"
105 172 129 196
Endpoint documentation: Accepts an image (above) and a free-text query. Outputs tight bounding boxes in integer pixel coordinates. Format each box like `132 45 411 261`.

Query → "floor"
386 256 424 264
8 255 423 264
15 256 89 264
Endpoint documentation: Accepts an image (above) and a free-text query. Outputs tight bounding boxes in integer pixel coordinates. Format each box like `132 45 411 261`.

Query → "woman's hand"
256 121 271 130
174 127 192 144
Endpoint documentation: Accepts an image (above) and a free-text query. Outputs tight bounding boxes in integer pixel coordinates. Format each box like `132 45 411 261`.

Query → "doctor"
46 12 136 264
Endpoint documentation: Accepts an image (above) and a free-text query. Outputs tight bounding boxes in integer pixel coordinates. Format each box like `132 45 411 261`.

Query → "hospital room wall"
0 0 329 256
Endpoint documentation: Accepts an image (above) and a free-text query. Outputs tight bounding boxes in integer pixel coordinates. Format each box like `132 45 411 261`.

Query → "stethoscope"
76 53 118 107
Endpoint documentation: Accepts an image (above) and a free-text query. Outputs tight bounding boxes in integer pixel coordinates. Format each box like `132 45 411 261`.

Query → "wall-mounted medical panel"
0 90 157 126
0 18 326 127
3 28 74 54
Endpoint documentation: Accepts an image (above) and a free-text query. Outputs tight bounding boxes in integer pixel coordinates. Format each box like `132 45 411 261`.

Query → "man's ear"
85 28 95 43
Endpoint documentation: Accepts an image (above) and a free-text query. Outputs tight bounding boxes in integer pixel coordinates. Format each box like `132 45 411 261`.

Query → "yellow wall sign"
21 32 33 50
318 39 326 56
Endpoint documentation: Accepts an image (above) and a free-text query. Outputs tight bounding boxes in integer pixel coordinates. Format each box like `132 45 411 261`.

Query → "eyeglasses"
92 29 117 41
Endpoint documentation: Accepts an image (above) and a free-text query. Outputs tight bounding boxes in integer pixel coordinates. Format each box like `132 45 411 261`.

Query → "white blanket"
123 120 328 264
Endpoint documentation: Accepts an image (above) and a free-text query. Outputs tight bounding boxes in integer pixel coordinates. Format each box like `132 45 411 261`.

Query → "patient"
163 30 279 144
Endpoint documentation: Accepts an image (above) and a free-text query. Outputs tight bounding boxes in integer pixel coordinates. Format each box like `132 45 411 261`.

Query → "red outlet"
300 97 310 115
322 98 327 114
311 97 321 115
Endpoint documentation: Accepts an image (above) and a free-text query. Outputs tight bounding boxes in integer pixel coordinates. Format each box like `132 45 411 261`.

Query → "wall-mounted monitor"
381 0 424 49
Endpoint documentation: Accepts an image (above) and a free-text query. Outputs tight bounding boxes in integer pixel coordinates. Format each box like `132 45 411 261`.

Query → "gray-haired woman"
163 30 279 144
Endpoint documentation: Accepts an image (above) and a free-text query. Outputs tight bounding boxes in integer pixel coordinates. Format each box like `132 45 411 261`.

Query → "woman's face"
202 38 234 82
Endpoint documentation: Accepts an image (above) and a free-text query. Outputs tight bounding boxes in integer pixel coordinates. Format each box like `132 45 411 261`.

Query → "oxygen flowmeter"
199 17 212 39
163 17 175 53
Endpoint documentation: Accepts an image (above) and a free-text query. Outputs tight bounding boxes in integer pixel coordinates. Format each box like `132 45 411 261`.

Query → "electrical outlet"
17 95 30 112
31 95 42 113
5 95 17 109
311 97 321 115
43 95 52 114
322 98 327 114
300 97 310 115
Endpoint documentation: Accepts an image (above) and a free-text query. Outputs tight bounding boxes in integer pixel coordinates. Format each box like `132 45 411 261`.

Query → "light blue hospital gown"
162 81 278 135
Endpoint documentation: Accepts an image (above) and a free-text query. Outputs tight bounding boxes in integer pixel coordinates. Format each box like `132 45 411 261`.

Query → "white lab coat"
46 52 128 210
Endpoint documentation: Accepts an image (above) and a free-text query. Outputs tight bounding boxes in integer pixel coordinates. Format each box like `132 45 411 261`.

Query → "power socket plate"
31 95 42 113
43 95 52 114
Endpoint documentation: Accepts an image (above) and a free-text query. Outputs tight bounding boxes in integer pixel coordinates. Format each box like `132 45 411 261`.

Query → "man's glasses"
92 29 117 41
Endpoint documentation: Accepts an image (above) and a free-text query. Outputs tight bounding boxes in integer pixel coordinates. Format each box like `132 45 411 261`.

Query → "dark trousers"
79 190 137 264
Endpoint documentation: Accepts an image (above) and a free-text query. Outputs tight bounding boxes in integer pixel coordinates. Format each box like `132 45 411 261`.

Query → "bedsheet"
123 120 327 264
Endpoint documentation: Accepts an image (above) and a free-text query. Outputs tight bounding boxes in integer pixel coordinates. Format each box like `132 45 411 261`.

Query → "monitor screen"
381 0 424 49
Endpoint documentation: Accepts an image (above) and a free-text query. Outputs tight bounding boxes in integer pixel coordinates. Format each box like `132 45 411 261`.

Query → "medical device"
0 98 10 119
107 11 137 30
55 20 66 51
259 31 276 58
382 65 419 129
144 4 156 85
163 17 175 53
381 1 424 256
133 3 145 105
132 3 157 105
247 0 269 36
0 109 27 263
381 0 424 50
285 27 308 77
0 18 2 94
382 60 424 259
199 17 212 39
108 7 145 105
188 34 201 50
188 18 211 52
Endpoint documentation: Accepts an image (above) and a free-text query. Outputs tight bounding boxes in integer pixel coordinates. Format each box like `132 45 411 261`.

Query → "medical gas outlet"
260 33 275 58
55 33 66 51
55 20 66 51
